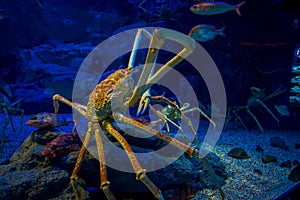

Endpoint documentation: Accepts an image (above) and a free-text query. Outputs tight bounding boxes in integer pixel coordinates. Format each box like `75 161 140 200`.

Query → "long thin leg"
232 109 248 130
113 113 225 200
70 121 93 200
53 94 87 117
147 95 200 145
149 104 182 133
256 99 279 125
182 108 216 130
103 120 164 200
127 29 163 107
247 108 264 132
127 28 195 107
128 28 152 68
94 123 116 200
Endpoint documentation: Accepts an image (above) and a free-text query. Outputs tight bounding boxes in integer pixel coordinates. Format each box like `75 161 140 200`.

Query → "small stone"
227 147 250 159
262 155 277 164
280 160 292 168
253 168 262 176
288 165 300 182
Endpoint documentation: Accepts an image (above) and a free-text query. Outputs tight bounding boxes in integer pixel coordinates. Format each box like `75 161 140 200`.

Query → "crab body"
86 68 133 121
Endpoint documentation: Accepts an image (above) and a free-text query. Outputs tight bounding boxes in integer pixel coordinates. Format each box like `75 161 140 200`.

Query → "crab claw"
137 89 151 116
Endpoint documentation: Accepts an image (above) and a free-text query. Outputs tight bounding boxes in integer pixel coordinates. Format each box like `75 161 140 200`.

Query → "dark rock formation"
280 160 292 168
0 128 228 199
227 147 250 159
288 165 300 182
262 155 278 164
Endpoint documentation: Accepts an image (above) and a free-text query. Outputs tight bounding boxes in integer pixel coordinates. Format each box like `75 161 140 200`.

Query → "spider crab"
53 28 225 200
0 94 24 145
226 86 286 132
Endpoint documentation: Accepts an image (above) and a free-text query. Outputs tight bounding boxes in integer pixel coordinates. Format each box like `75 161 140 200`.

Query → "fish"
188 24 225 42
42 133 81 158
26 112 70 129
190 1 246 16
274 105 290 116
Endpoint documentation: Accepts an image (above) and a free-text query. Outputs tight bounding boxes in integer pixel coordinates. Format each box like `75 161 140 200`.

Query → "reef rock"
0 128 228 199
8 42 96 114
288 165 300 182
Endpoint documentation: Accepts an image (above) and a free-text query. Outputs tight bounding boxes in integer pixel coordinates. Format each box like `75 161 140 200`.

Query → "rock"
270 136 289 151
9 42 96 114
295 143 300 150
0 165 69 200
227 147 250 159
280 160 292 168
0 127 228 199
253 168 263 176
262 155 277 164
288 165 300 182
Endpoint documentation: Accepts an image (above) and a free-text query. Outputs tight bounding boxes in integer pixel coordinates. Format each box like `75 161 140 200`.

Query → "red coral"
42 133 82 158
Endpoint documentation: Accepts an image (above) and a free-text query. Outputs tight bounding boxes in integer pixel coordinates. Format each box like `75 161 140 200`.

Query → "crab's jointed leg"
94 123 116 200
103 120 164 200
127 28 159 116
53 94 87 117
127 28 196 108
113 112 225 200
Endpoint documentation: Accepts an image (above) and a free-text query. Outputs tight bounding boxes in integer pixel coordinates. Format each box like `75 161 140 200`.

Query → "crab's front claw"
137 89 151 116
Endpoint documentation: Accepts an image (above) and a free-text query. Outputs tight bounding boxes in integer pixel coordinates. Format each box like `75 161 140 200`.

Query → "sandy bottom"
0 114 299 200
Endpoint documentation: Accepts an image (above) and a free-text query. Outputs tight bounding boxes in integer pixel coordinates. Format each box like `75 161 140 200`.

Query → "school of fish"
189 1 246 42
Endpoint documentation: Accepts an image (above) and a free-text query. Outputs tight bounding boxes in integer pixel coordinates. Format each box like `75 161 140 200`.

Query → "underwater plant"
52 28 225 200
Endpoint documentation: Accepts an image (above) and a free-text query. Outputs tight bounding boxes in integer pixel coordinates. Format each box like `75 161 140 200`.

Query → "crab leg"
182 107 216 130
128 28 152 68
53 94 87 117
113 112 225 200
70 121 93 200
256 99 279 125
146 28 195 85
127 29 163 107
145 95 200 145
128 28 158 116
127 29 195 107
103 120 164 200
94 123 115 200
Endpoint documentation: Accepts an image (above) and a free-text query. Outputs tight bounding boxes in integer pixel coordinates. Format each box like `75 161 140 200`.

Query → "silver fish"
188 24 225 42
190 1 246 16
274 105 290 116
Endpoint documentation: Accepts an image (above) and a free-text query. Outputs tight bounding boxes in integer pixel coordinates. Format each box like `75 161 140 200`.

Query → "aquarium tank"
0 0 300 199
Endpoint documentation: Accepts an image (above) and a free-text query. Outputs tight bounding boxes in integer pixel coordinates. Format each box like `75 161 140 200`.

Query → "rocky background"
1 0 300 124
0 126 228 199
